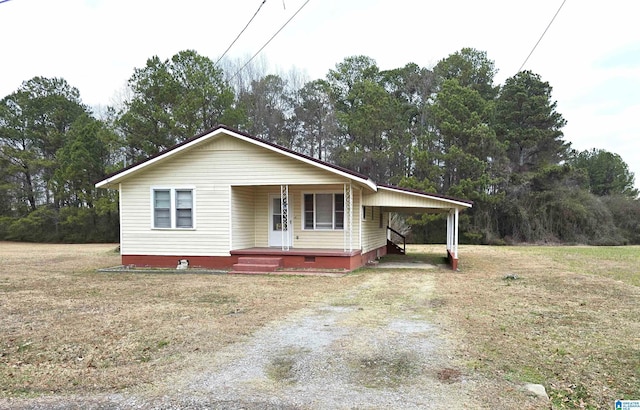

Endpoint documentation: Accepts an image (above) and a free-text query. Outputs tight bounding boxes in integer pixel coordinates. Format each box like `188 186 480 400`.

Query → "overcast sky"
2 0 639 188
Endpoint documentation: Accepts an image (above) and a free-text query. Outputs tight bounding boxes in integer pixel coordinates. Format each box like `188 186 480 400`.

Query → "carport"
362 185 473 270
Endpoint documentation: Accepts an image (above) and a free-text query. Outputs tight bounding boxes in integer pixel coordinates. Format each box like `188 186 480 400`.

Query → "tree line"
1 48 638 244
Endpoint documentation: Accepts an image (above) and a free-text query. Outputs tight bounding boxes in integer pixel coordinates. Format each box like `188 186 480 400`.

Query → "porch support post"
344 183 353 252
280 184 290 251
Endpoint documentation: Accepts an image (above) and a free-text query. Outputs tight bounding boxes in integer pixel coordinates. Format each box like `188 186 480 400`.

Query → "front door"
269 195 292 247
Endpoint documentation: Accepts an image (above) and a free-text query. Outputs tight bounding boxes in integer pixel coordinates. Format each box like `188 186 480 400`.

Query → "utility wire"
214 0 267 67
0 0 14 4
231 0 311 80
517 0 567 73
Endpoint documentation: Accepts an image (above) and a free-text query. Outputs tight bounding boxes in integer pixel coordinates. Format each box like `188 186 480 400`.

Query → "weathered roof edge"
377 184 473 208
95 124 377 190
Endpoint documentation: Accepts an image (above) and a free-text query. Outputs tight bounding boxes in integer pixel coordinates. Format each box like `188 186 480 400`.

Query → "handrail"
386 226 406 254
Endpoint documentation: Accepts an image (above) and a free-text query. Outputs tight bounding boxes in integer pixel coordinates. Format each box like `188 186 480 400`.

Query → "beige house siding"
199 134 347 186
119 134 367 256
253 186 271 247
119 173 229 257
361 205 387 253
231 186 256 250
295 185 361 250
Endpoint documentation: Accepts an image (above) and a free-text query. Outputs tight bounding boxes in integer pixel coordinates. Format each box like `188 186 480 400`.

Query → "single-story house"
95 125 472 272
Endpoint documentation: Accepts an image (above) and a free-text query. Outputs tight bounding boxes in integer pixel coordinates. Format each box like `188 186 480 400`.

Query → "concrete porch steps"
231 256 283 273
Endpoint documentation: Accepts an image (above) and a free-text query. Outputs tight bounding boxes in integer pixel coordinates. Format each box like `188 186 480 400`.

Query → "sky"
1 0 639 189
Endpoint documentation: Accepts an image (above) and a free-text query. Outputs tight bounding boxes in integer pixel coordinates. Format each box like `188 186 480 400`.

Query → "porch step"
237 257 284 266
231 257 283 273
386 239 405 255
232 263 280 272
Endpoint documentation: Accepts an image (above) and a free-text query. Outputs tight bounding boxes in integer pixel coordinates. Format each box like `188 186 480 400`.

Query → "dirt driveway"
3 271 485 409
143 272 482 409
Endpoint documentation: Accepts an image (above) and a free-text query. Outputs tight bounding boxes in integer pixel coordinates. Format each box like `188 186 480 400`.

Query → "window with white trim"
303 193 344 230
152 188 194 229
154 190 171 228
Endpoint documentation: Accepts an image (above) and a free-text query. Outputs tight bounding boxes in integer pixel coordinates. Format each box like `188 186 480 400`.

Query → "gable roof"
96 125 376 190
95 124 472 209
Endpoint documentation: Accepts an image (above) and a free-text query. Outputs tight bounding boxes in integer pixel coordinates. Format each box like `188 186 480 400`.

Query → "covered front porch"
226 183 470 273
230 183 361 253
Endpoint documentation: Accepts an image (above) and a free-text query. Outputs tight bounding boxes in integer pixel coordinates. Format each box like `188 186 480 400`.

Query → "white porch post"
280 184 290 251
453 207 459 259
344 183 353 251
446 210 452 253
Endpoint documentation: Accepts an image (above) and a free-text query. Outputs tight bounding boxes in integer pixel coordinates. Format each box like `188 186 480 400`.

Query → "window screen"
303 193 344 230
154 190 171 228
315 194 333 229
153 189 193 229
175 190 193 228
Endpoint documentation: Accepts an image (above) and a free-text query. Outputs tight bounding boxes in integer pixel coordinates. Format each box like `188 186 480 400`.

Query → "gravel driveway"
2 272 484 409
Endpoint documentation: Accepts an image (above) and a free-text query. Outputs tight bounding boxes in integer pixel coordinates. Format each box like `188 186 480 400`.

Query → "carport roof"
362 185 473 211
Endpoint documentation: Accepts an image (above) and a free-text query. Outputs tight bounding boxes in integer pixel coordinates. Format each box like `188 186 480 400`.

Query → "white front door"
269 195 292 247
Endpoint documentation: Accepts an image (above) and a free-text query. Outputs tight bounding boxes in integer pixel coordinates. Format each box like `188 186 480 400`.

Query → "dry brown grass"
419 244 640 409
1 242 638 409
0 242 363 397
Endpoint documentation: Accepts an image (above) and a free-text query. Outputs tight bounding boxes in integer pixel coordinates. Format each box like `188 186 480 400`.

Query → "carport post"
445 208 459 270
454 208 459 259
449 210 453 253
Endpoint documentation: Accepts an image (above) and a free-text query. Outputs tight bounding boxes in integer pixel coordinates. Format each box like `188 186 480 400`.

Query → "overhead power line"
214 0 267 67
231 0 311 80
517 0 567 73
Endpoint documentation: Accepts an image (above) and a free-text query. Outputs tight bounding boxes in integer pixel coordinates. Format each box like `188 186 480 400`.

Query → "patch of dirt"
437 368 462 384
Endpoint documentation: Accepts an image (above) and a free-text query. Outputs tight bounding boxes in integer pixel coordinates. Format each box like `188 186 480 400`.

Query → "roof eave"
378 185 473 208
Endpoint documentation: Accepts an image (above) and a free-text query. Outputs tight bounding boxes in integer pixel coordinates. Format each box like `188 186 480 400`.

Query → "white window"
303 193 344 230
175 190 193 228
152 188 194 229
154 190 171 228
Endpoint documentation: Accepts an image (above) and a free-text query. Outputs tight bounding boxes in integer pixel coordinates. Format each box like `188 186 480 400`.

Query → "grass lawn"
1 242 638 408
429 244 640 408
0 242 363 397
